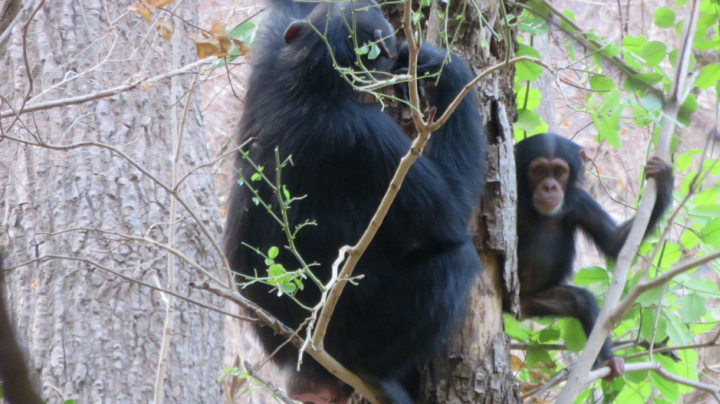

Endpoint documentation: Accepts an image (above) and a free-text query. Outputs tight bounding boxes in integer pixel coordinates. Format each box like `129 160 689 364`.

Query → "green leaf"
682 277 720 297
702 218 720 246
665 312 693 344
283 185 291 201
516 45 543 82
599 89 622 113
278 281 297 295
573 266 609 285
651 372 679 402
505 314 531 340
562 319 587 352
515 109 542 132
640 93 662 111
668 49 696 70
590 75 615 91
538 326 561 343
268 246 279 259
230 20 257 43
621 35 647 55
64 401 77 404
678 93 698 127
654 242 681 268
268 263 286 278
680 229 700 249
615 380 651 404
639 41 667 67
680 293 706 323
516 86 542 110
716 80 720 102
526 346 555 370
251 172 262 182
653 8 676 28
696 63 720 89
368 42 381 60
636 286 663 307
640 309 667 342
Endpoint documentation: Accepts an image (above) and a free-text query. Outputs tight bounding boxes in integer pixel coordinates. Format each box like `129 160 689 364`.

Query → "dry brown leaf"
232 38 252 56
140 81 153 90
534 360 556 370
188 32 221 59
31 279 41 290
528 369 551 383
145 0 175 8
156 21 173 40
128 2 151 24
520 382 541 394
510 355 524 371
210 20 231 56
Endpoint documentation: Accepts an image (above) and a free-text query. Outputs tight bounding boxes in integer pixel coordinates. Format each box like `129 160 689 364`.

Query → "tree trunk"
0 1 224 403
417 1 521 403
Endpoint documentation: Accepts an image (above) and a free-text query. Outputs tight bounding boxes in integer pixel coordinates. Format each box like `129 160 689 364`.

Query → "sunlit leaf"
653 8 676 28
680 293 706 323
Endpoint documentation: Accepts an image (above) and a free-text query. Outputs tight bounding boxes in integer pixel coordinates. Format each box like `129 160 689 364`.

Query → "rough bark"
0 1 224 403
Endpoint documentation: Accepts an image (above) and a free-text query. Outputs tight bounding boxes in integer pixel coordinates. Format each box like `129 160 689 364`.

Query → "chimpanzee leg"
520 284 614 365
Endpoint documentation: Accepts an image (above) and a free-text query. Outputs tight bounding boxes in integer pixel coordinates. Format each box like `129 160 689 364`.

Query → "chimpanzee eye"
554 167 566 177
532 166 546 177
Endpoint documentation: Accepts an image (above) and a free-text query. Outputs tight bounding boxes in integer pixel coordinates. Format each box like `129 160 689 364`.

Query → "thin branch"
8 255 254 322
38 227 225 286
0 59 211 119
243 361 295 404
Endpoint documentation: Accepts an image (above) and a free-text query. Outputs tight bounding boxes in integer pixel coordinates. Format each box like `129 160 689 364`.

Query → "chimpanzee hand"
601 357 626 381
645 156 673 185
392 42 473 114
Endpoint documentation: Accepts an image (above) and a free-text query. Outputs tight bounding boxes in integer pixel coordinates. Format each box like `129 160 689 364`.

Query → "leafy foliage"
510 0 720 401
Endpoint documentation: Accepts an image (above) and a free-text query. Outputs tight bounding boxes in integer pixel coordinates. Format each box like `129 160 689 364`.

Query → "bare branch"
0 59 211 119
8 256 254 322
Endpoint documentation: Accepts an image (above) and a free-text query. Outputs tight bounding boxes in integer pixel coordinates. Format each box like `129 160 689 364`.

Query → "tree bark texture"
417 0 521 403
0 1 224 402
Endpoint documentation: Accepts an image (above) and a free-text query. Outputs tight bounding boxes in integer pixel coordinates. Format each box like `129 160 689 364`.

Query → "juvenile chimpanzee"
223 0 487 403
0 253 42 404
511 133 673 378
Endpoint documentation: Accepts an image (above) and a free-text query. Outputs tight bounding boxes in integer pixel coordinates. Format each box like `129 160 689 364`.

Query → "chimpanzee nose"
543 183 557 192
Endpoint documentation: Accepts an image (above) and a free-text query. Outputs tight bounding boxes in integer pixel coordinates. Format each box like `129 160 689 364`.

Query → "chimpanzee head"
515 133 585 216
282 0 397 75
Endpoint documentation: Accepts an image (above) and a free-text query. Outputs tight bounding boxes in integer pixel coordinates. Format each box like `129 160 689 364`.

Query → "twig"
243 361 295 404
153 31 191 403
556 1 703 402
0 59 211 118
8 255 254 322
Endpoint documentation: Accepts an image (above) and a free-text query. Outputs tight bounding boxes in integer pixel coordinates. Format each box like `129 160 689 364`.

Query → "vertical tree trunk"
0 1 224 402
418 1 520 403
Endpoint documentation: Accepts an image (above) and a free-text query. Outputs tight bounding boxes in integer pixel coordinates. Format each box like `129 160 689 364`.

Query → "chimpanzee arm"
393 44 487 213
575 157 673 259
520 284 614 365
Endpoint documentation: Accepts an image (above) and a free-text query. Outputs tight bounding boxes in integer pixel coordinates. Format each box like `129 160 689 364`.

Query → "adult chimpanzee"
512 133 673 378
0 253 42 404
223 0 487 403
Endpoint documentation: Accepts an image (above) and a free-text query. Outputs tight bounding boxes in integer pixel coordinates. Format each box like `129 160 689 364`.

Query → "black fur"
0 253 42 404
223 1 487 402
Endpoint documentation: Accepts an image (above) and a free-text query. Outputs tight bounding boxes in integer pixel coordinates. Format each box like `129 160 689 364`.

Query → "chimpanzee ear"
283 21 304 44
579 149 588 163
